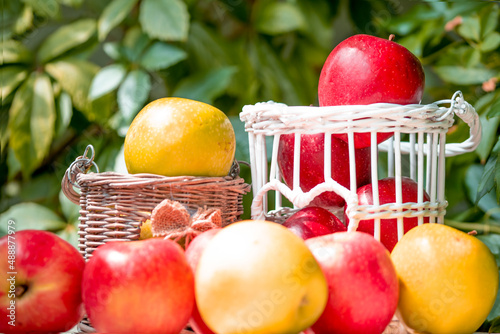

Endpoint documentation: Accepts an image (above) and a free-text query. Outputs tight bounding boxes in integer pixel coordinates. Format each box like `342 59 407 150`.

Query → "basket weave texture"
64 171 250 260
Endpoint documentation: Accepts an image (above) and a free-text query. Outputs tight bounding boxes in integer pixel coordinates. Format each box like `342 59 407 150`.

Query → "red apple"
283 207 346 240
318 34 425 148
305 231 399 334
82 238 194 334
278 133 371 209
345 176 430 252
185 228 221 334
0 230 85 333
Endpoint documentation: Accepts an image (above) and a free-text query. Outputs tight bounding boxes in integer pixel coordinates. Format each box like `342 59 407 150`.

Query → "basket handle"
61 145 100 204
440 91 482 157
378 91 482 157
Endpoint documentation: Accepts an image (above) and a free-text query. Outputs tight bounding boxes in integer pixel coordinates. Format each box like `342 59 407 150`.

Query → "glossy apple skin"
305 232 399 334
82 238 195 334
185 229 221 334
345 176 430 252
318 34 425 148
0 230 85 334
283 207 346 240
278 133 371 209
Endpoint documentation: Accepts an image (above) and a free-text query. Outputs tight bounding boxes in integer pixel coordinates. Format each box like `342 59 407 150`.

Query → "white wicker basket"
240 91 481 241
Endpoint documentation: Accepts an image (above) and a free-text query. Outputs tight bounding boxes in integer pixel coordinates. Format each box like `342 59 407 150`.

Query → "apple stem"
15 285 28 298
389 34 395 41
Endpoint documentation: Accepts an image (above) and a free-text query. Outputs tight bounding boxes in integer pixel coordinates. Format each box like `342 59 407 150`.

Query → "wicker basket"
62 145 250 333
240 91 481 229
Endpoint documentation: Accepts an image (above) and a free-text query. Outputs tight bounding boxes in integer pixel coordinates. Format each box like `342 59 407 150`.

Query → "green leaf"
122 26 151 62
59 189 80 224
45 58 99 117
22 0 59 18
98 0 139 41
89 63 127 100
476 114 500 162
56 223 79 247
497 150 500 203
117 69 150 123
31 73 55 164
457 14 481 41
0 203 66 235
487 97 500 119
476 153 497 204
6 73 56 178
481 32 500 53
57 0 84 6
256 2 305 35
12 5 34 36
480 4 499 39
55 91 72 138
173 66 237 104
38 19 97 63
139 0 189 41
1 66 28 101
139 42 186 71
433 66 498 85
103 42 124 61
8 75 37 177
477 234 500 323
466 164 500 219
1 40 31 65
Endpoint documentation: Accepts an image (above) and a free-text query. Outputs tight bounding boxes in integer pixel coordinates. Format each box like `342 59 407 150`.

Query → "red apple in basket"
278 133 371 209
305 231 399 334
345 176 430 252
185 228 221 334
283 206 346 240
318 34 425 148
82 238 195 334
0 230 85 334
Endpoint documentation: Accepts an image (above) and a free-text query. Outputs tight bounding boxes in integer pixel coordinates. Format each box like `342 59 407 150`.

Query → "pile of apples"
0 219 497 334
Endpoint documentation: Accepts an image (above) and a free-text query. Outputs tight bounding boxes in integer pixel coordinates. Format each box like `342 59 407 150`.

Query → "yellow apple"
124 97 235 177
391 223 498 334
195 220 328 334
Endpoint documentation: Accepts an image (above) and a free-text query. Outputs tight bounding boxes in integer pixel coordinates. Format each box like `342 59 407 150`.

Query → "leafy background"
1 0 500 330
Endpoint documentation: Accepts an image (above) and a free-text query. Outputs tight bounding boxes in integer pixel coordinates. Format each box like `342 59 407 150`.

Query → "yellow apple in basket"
195 220 328 334
391 223 498 334
124 97 236 177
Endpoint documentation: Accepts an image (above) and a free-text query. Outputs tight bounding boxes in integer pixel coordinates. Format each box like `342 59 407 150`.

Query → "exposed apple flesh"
305 232 399 334
283 206 346 240
318 34 425 148
278 133 371 209
345 176 430 252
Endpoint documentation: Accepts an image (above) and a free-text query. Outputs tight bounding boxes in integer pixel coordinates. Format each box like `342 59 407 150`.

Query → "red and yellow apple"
278 133 371 209
318 34 425 148
305 231 399 334
283 206 346 240
82 238 194 334
345 176 430 252
124 97 236 177
0 230 85 333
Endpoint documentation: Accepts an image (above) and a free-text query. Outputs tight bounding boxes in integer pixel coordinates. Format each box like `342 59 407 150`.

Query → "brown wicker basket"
62 145 250 333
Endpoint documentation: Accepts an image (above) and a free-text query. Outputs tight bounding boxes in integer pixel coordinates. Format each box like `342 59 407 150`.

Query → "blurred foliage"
1 0 500 329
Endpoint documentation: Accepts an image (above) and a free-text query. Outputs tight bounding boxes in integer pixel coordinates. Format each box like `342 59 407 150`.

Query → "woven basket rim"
76 171 246 184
